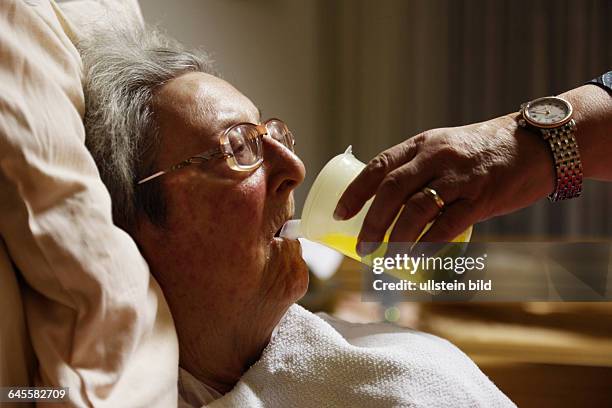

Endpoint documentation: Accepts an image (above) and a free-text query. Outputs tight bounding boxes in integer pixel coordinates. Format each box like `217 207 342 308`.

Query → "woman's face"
136 72 308 361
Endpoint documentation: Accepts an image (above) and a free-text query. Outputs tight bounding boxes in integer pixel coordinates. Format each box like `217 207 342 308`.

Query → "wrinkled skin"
335 85 612 254
134 72 308 393
347 116 554 251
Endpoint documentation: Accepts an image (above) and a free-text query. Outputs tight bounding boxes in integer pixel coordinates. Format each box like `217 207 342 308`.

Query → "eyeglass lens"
226 120 294 167
228 124 262 166
265 120 295 151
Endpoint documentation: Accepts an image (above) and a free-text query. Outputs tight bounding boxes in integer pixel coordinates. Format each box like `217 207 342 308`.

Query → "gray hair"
80 28 217 230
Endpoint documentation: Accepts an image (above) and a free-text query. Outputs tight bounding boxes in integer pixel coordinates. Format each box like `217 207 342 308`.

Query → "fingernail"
333 205 347 220
356 241 367 257
356 241 377 257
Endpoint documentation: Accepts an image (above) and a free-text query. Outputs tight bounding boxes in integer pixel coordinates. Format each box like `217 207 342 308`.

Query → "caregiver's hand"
334 116 553 254
333 84 612 255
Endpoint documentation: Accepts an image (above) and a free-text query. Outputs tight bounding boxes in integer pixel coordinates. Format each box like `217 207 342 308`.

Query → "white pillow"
57 0 145 43
0 1 178 406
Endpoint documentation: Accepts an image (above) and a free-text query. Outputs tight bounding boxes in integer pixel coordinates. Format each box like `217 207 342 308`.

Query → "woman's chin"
266 237 309 303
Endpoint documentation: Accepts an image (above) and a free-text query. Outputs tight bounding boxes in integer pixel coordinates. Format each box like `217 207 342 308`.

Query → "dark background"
142 0 612 239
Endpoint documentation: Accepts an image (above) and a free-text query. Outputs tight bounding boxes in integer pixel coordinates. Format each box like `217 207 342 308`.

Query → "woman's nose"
263 135 305 196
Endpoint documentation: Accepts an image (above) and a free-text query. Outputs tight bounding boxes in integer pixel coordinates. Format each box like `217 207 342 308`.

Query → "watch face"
523 96 572 128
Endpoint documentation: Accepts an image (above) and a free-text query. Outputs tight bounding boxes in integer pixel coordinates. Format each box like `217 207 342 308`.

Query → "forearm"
337 80 612 244
560 84 612 181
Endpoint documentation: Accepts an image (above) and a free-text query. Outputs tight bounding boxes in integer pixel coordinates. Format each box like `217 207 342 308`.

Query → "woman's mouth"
271 208 294 241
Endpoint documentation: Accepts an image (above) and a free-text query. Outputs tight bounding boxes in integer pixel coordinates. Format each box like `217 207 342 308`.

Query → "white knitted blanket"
208 305 515 408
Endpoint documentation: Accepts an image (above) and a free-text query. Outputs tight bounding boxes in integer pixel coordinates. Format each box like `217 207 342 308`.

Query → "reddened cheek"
240 168 266 190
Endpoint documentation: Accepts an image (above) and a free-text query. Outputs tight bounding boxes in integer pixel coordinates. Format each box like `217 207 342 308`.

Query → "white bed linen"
179 304 515 408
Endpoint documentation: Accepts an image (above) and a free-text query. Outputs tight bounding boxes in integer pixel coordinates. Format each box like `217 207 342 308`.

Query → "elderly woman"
80 29 514 407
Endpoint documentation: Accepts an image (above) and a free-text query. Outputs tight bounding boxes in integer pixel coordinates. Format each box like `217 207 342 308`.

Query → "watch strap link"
541 119 583 201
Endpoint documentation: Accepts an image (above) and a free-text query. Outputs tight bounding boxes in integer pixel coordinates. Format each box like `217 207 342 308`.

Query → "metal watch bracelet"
541 119 583 202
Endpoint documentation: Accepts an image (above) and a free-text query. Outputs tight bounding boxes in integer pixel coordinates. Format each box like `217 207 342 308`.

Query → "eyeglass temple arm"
136 149 227 185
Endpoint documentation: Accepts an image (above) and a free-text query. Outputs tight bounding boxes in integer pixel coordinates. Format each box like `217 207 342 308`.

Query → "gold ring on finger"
422 187 445 211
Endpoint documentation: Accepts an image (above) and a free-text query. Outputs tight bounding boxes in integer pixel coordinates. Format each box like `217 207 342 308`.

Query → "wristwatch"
518 96 583 202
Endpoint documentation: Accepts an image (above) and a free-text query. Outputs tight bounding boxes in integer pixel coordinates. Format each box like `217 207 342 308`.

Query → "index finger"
333 138 419 220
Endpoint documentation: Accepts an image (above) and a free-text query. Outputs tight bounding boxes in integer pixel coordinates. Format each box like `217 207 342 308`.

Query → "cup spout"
279 219 302 239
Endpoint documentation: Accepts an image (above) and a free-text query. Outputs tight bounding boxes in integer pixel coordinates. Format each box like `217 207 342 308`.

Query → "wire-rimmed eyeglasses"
137 118 295 185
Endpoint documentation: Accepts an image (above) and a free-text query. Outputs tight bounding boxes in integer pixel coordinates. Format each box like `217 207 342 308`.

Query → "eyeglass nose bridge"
251 124 286 151
258 122 295 152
